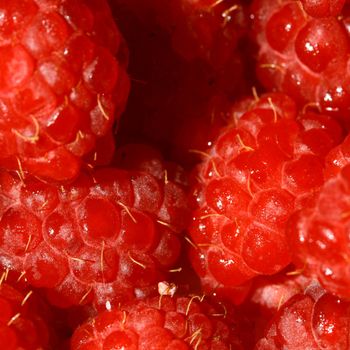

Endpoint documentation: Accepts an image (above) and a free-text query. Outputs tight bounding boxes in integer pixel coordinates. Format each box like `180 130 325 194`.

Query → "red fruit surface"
109 0 251 168
238 270 313 346
251 0 350 121
288 162 350 300
325 133 350 179
188 92 343 302
0 144 189 310
71 295 245 350
111 0 248 67
301 0 346 17
156 0 248 67
0 270 54 349
0 0 130 181
255 284 350 349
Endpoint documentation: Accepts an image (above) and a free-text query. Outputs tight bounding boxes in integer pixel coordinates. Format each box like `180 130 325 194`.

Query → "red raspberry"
255 284 350 349
301 0 346 17
0 144 189 310
288 162 350 299
0 0 130 181
71 294 245 350
156 0 248 67
238 271 312 346
251 0 350 121
324 133 350 178
109 0 250 167
169 95 237 167
0 269 53 349
111 0 247 67
188 92 343 303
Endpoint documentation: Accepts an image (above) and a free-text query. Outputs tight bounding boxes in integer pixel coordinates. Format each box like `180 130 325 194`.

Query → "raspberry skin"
156 0 248 67
0 0 130 181
71 295 245 350
237 271 313 346
255 284 350 349
0 145 189 310
251 0 350 120
288 163 350 300
188 92 343 302
301 0 346 17
0 270 53 350
111 0 248 67
324 133 350 179
109 0 251 169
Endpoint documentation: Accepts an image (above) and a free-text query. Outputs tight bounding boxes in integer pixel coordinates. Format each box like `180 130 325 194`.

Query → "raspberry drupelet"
255 283 350 349
0 144 189 310
251 0 350 121
301 0 347 17
71 294 245 350
110 0 248 67
0 0 130 181
237 270 313 346
0 269 54 350
156 0 248 68
288 162 350 300
187 92 343 303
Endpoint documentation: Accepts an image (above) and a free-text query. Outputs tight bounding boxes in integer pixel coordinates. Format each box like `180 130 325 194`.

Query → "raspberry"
238 270 312 345
187 92 343 302
110 0 250 168
0 0 130 181
0 269 53 349
324 133 350 179
71 294 245 350
301 0 346 17
111 0 247 67
0 144 189 310
251 0 350 121
156 0 248 67
169 95 237 167
255 283 350 349
288 162 350 300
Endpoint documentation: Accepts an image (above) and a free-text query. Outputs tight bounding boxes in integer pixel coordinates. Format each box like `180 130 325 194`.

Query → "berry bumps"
71 294 245 350
251 0 350 120
0 145 189 310
288 162 350 300
0 0 130 181
188 93 342 301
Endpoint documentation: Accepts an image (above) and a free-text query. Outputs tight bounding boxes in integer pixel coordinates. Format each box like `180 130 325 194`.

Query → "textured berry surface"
301 0 346 17
188 92 343 302
109 0 251 169
238 271 312 346
251 0 350 121
111 0 248 67
325 133 350 178
0 270 54 349
71 294 245 350
255 284 350 349
0 0 130 181
155 0 248 67
0 144 189 310
288 162 350 300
